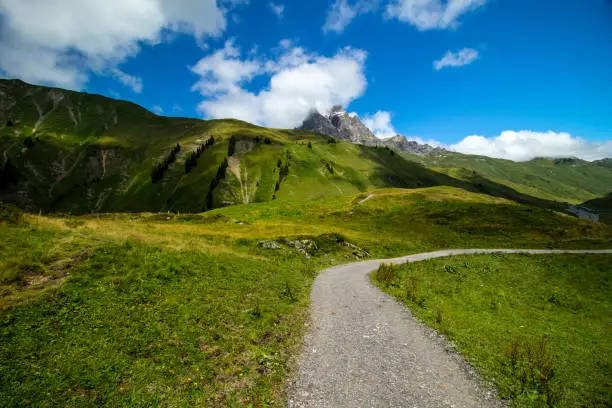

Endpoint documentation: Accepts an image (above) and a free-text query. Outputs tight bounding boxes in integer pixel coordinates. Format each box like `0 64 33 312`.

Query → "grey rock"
380 134 438 155
282 238 319 257
257 240 282 250
298 107 446 156
344 241 370 258
298 106 378 145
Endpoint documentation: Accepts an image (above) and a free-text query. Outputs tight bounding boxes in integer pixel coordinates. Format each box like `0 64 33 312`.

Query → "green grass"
372 254 612 407
2 185 612 407
0 223 361 407
408 150 612 204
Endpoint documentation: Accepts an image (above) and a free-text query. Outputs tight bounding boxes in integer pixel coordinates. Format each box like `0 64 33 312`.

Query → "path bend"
288 249 612 408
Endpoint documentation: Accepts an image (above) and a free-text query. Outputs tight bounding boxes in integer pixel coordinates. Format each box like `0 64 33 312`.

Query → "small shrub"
308 141 312 149
503 336 563 405
443 264 459 274
435 309 443 324
281 281 296 302
228 135 236 156
23 136 35 147
64 218 86 228
0 202 23 225
0 159 20 189
375 263 396 285
405 276 420 302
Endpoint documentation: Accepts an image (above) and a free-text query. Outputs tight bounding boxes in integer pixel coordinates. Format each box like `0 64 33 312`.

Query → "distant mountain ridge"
1 78 612 215
297 106 440 155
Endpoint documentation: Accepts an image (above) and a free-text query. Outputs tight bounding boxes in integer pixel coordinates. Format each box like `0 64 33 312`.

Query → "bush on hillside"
0 201 24 225
151 144 180 182
185 137 215 174
0 160 20 189
205 158 229 210
228 135 236 156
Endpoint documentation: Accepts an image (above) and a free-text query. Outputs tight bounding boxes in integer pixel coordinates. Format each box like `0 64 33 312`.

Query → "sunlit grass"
373 254 612 407
2 186 612 406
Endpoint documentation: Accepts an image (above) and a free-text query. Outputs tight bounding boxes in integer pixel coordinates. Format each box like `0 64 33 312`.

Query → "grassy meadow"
2 187 612 407
372 254 612 408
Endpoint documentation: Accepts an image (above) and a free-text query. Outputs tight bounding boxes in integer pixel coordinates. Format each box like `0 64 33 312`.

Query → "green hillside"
0 79 479 214
2 79 611 216
410 150 612 204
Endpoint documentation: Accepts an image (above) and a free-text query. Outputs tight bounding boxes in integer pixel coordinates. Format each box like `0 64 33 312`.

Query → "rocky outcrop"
380 135 437 155
298 106 378 145
298 106 441 156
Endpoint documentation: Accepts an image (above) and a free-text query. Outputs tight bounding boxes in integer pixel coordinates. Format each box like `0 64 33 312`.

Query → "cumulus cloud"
385 0 486 31
363 111 397 139
433 48 479 70
191 41 368 128
269 2 284 18
0 0 231 90
323 0 378 33
451 130 612 161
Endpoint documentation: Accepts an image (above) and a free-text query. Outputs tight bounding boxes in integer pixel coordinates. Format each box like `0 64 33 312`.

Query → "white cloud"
0 0 231 90
192 42 368 128
111 68 143 93
191 40 261 96
363 111 397 139
323 0 378 34
172 104 183 112
152 105 164 114
433 48 479 70
385 0 486 31
451 130 612 161
269 2 284 18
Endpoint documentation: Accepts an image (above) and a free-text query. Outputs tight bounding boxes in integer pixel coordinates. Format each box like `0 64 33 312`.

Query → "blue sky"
1 0 611 160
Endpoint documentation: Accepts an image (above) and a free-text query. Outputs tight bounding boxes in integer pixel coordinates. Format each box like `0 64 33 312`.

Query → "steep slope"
0 79 481 214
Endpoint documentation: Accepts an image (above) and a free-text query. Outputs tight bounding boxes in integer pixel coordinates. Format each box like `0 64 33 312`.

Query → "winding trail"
288 249 612 408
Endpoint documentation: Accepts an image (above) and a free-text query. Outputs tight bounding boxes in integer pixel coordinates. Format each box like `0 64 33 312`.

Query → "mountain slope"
411 151 612 204
0 79 484 214
2 79 610 214
296 105 612 205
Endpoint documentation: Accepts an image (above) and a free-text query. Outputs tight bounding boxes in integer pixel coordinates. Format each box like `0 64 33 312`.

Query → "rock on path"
288 249 612 408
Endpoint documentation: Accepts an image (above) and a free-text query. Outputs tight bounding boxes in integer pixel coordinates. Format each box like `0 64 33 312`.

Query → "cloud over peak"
192 41 368 128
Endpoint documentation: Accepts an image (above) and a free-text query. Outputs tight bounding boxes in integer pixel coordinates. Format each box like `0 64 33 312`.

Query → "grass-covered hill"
411 150 612 204
2 79 611 215
0 79 465 213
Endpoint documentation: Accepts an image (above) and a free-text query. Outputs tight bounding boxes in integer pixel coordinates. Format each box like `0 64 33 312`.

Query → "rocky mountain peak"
298 106 378 144
298 108 442 156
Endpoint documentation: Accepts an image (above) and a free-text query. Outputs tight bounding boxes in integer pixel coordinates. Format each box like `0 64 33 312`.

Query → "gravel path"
288 249 612 408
